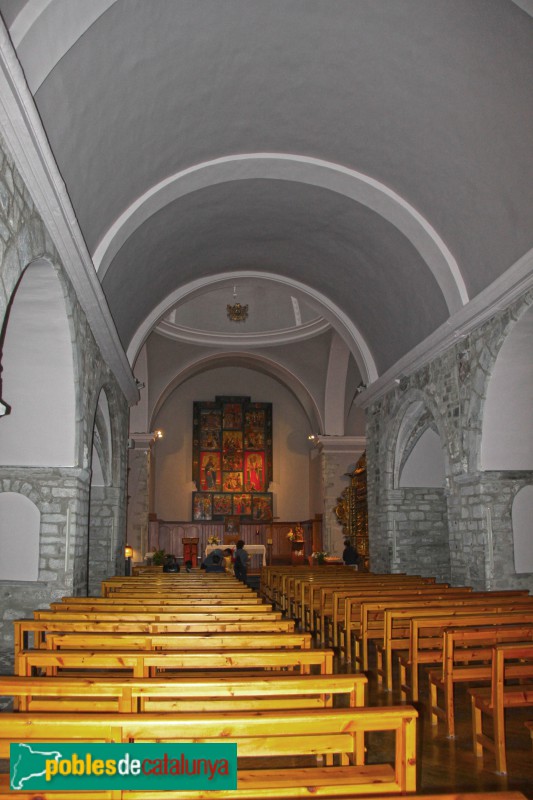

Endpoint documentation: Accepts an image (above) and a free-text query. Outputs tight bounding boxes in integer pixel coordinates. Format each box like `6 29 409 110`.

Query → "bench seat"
0 706 417 797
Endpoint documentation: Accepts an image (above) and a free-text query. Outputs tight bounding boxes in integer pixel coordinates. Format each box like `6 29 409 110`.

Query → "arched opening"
0 260 76 466
481 304 533 470
393 399 450 582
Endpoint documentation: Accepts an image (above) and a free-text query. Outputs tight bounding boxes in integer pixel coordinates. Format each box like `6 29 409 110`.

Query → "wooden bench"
56 595 264 606
51 601 268 613
293 573 433 631
396 607 533 701
351 592 532 675
279 567 348 615
101 586 256 598
344 593 510 670
429 624 533 737
14 617 295 655
0 705 418 797
44 631 312 652
17 646 335 677
469 642 533 774
306 576 438 640
0 672 367 713
38 607 281 619
326 584 469 650
316 579 443 645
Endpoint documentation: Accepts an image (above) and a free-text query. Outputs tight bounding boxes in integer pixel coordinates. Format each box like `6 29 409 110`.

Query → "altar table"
205 544 267 566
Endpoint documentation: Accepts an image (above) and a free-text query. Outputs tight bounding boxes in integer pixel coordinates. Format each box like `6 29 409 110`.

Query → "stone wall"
0 134 130 655
391 487 450 583
366 292 533 590
0 467 89 660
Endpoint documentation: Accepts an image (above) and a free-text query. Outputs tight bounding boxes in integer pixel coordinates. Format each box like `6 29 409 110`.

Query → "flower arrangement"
207 535 220 546
287 525 304 542
311 550 328 564
151 549 166 566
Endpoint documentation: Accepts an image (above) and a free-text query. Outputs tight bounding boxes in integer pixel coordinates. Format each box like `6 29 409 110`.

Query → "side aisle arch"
378 390 450 582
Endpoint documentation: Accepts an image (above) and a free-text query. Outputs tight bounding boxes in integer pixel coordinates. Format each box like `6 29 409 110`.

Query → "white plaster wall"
481 306 533 470
0 493 40 581
0 262 75 466
399 428 445 488
152 366 314 521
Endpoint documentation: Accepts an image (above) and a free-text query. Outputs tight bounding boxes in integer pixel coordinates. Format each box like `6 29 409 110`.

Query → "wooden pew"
469 642 533 774
325 584 470 649
14 617 296 656
17 646 335 677
56 595 264 606
279 567 348 616
0 705 418 797
51 601 268 613
101 585 256 598
348 592 531 672
0 672 367 713
0 785 525 800
304 575 437 639
429 624 533 737
44 631 312 652
395 607 533 701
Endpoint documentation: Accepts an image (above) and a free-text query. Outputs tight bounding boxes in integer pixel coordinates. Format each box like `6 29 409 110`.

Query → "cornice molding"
316 435 366 456
155 316 330 347
130 432 157 451
0 22 138 405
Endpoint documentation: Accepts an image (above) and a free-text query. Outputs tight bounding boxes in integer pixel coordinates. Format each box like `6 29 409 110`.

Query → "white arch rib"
9 0 117 93
94 153 468 314
126 270 378 385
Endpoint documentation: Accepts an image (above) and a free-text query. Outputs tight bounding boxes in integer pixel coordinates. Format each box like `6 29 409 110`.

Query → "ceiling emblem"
227 285 248 322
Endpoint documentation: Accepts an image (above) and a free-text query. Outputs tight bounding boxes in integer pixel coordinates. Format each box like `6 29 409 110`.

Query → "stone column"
316 436 366 556
126 433 157 564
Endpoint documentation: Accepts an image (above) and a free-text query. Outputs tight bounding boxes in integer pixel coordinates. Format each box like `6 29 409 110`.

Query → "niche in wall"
512 485 533 574
0 493 40 581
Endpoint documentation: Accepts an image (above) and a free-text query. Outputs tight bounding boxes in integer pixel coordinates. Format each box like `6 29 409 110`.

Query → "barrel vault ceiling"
1 0 532 413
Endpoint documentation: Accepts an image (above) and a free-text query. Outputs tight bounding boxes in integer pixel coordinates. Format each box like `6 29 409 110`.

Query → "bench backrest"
17 647 335 676
45 631 312 651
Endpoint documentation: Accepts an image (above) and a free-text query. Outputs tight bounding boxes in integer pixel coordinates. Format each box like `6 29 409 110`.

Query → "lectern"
291 540 305 565
182 537 199 567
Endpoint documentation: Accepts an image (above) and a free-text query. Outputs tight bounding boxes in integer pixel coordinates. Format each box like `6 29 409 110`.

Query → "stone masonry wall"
366 291 533 590
0 467 90 662
0 134 130 657
392 487 450 583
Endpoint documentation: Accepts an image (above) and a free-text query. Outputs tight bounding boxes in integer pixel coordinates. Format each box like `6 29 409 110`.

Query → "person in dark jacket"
204 554 225 573
163 554 180 572
342 539 359 567
234 540 249 583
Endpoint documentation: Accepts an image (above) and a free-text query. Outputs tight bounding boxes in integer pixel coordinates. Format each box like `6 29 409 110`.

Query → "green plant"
151 549 166 565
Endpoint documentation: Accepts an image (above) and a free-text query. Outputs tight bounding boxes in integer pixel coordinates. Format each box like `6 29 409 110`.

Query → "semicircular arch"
95 154 468 317
128 270 378 384
148 351 324 436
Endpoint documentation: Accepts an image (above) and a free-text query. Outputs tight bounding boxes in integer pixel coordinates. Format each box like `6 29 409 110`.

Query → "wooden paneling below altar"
146 517 322 566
